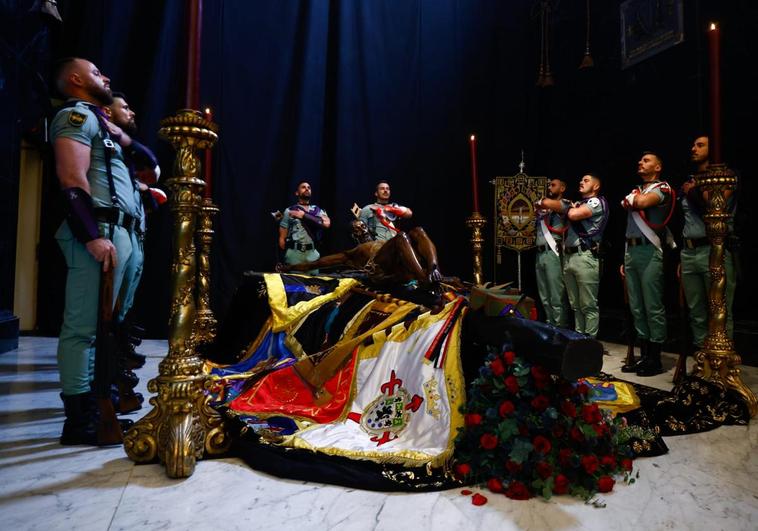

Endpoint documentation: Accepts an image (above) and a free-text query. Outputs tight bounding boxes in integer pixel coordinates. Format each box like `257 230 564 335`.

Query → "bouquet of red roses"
453 345 636 501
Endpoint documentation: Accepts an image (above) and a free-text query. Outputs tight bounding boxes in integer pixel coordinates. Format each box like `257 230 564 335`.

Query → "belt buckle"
685 239 694 250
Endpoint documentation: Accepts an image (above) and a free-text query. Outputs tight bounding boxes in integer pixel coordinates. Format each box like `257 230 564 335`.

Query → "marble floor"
0 337 756 531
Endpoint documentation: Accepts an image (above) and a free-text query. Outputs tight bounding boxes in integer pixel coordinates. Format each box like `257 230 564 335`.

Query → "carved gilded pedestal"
195 198 219 345
691 163 757 417
124 110 230 477
465 212 487 286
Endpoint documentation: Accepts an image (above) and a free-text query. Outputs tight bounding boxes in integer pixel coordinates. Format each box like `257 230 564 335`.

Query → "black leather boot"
621 340 648 373
637 341 664 376
60 392 98 446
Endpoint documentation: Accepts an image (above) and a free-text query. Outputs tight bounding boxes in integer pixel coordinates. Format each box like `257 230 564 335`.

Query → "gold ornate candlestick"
124 110 230 477
195 198 219 345
465 212 487 286
692 164 757 417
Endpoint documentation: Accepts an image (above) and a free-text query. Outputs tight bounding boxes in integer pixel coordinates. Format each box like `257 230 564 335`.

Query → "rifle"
673 264 690 384
94 267 124 445
621 268 636 370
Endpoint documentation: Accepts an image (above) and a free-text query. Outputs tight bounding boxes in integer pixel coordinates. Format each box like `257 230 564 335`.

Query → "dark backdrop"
4 0 755 353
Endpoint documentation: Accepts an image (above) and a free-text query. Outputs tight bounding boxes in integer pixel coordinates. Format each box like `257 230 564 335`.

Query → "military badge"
67 111 87 127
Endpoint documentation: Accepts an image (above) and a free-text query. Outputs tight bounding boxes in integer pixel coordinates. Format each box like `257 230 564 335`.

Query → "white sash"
540 218 560 256
630 181 666 251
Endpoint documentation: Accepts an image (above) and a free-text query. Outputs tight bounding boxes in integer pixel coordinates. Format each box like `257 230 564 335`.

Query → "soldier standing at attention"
279 181 331 272
620 152 675 376
679 135 737 349
534 179 570 327
539 173 607 338
51 57 142 444
358 181 412 241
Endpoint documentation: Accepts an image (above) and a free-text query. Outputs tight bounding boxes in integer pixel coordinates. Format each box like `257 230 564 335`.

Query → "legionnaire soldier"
679 135 737 349
534 179 570 327
51 57 143 444
620 152 676 376
103 92 165 373
538 173 607 338
278 181 331 271
358 181 412 241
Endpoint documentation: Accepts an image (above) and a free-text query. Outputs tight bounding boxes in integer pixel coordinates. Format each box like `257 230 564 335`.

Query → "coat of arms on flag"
493 171 546 252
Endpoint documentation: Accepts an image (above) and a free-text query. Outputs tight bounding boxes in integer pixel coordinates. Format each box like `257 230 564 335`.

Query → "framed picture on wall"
620 0 684 69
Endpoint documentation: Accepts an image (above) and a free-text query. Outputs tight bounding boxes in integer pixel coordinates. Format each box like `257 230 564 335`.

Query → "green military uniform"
280 204 328 272
680 187 736 347
535 203 570 327
359 202 405 241
562 196 607 337
623 180 672 346
52 100 142 396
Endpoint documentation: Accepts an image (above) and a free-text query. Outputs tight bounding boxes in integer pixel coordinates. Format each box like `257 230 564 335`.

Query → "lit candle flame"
205 107 211 115
710 23 717 31
470 135 476 141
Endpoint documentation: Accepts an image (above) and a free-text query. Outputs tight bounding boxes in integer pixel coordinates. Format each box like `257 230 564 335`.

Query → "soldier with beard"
51 58 142 444
679 135 737 349
103 92 165 370
359 181 413 241
539 173 608 338
279 181 331 272
534 179 570 327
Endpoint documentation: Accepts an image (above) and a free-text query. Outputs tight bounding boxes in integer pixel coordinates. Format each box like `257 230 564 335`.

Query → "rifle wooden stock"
673 270 689 384
95 267 123 445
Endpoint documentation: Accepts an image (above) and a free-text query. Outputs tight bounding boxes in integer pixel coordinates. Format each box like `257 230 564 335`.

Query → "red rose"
575 382 589 396
503 351 516 365
455 463 471 477
552 424 566 438
597 475 615 493
592 423 608 437
570 426 584 442
531 395 550 412
535 461 552 479
480 433 498 450
490 358 505 376
471 493 488 506
505 481 533 500
581 454 599 474
553 474 570 495
505 460 522 474
465 413 483 427
558 448 573 466
505 375 519 394
498 400 515 417
533 435 552 454
600 455 617 468
487 477 504 493
531 366 551 389
581 404 602 424
621 458 633 471
560 400 577 418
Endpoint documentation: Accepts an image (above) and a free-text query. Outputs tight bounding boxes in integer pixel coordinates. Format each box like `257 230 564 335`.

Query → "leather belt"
536 244 562 253
683 237 710 250
287 241 314 252
626 237 651 247
94 207 138 232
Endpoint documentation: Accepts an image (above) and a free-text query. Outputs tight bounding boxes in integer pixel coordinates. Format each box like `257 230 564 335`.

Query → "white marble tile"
1 337 758 531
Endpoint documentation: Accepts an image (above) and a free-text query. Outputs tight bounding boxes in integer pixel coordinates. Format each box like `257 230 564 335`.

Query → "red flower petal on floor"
461 489 473 496
472 493 488 506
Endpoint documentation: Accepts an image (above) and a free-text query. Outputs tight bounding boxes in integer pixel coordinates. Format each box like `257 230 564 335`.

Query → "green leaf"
509 438 533 463
497 418 519 440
